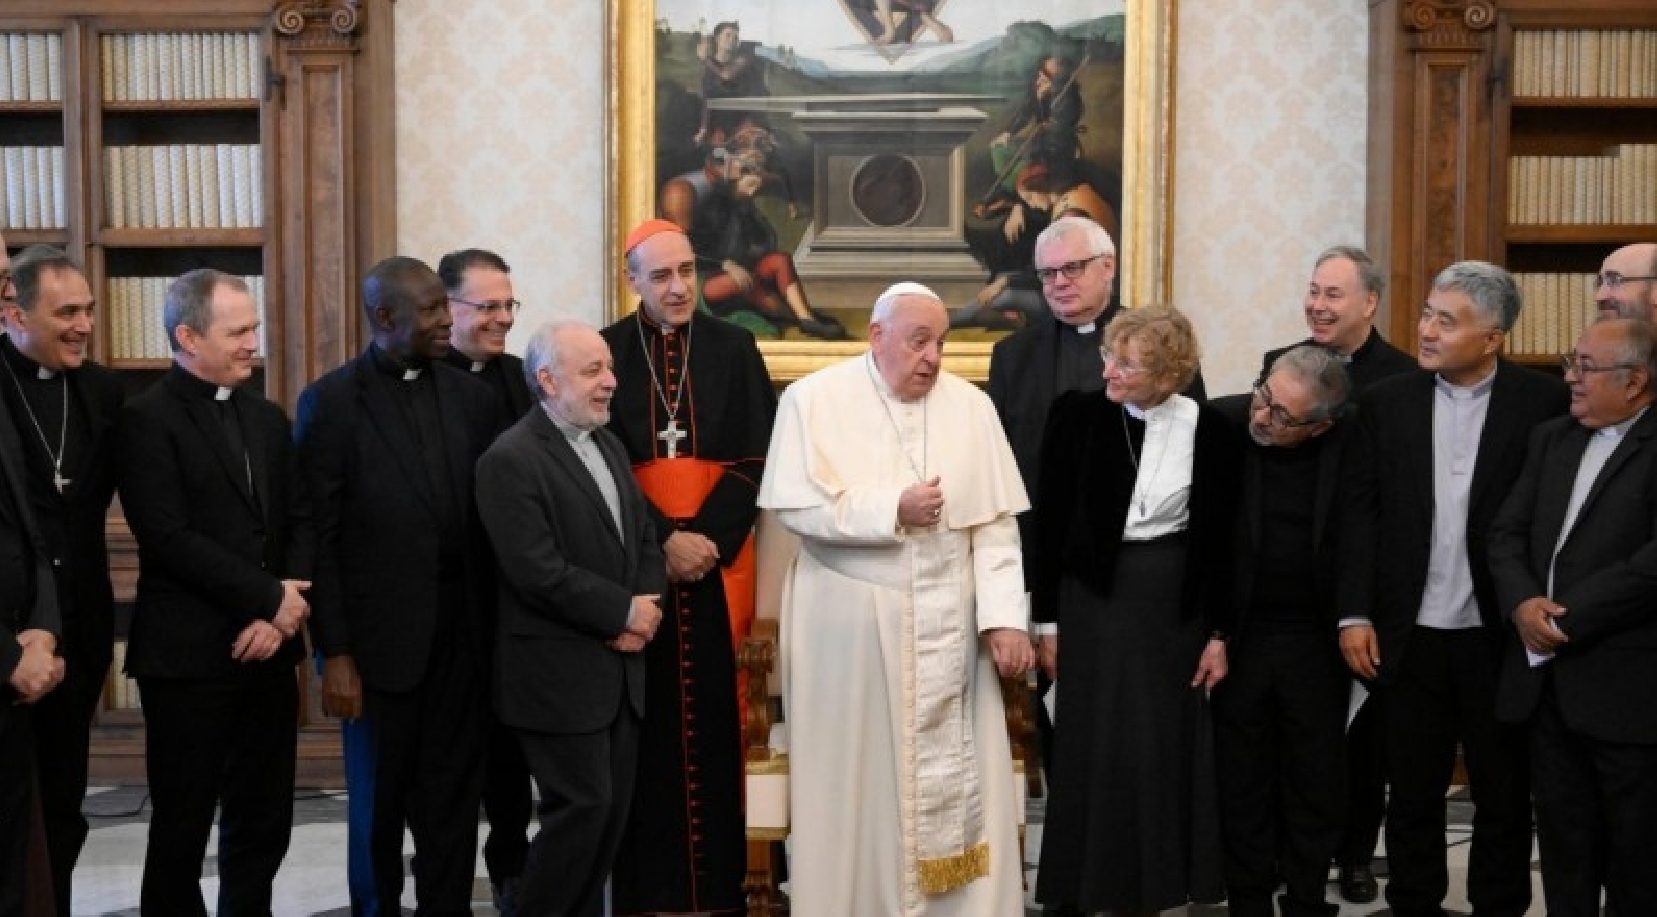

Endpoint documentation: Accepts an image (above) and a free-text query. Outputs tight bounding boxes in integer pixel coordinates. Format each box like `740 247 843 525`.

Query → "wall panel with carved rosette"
270 0 366 407
1374 0 1498 350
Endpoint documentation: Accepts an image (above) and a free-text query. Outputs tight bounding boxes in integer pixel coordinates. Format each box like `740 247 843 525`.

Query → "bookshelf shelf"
1512 96 1657 109
0 100 63 113
97 226 264 247
102 97 258 113
4 227 68 246
1505 224 1657 243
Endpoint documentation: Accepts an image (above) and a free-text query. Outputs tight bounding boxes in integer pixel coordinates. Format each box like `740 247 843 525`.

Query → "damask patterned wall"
1172 0 1374 394
394 0 1372 393
395 0 608 355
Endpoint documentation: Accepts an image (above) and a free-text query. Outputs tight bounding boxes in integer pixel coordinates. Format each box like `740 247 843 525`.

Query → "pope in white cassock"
757 282 1035 916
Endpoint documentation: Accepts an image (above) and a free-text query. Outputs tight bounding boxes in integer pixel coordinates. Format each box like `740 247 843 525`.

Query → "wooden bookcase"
0 0 398 787
1367 0 1657 367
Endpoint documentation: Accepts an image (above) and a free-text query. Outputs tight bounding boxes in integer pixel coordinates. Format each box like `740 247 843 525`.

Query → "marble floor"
68 785 1545 916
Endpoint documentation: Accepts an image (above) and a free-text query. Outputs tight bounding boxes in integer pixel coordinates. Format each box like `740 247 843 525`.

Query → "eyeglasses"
1593 272 1657 292
1100 351 1148 377
1561 354 1640 376
1035 254 1104 284
449 296 520 316
1251 382 1321 428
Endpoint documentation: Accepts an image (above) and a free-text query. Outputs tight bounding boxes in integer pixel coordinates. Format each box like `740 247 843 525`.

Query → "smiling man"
0 245 125 917
295 256 503 916
1339 261 1566 916
117 269 313 915
1591 243 1657 321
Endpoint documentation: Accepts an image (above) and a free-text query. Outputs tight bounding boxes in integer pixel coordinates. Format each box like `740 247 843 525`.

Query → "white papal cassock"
757 353 1030 917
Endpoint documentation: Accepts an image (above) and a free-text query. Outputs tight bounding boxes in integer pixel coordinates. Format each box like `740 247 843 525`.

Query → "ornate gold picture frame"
607 0 1177 381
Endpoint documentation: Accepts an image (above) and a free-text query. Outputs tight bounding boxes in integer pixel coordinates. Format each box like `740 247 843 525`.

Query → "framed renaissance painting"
609 0 1176 380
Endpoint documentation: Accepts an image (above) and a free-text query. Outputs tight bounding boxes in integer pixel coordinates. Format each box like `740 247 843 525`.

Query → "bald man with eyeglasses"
1592 243 1657 322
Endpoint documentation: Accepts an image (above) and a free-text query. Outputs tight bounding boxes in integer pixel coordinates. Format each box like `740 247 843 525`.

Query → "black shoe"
491 876 521 916
1337 862 1379 904
798 311 849 340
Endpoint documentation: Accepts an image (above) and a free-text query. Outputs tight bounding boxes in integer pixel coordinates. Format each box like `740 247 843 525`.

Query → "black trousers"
361 640 487 917
482 717 533 885
1531 680 1657 917
1383 627 1532 917
0 704 40 917
29 644 108 917
516 708 640 917
1339 688 1387 867
137 672 298 917
1213 627 1345 917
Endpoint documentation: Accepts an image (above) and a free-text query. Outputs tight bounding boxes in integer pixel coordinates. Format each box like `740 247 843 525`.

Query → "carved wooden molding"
272 0 361 49
1403 0 1496 34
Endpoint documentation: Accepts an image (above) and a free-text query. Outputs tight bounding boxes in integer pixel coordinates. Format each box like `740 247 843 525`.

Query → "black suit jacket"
116 367 312 679
476 408 665 734
1489 408 1657 743
1029 390 1238 633
1212 393 1349 640
988 312 1206 586
0 388 61 694
1258 327 1417 394
1339 362 1568 686
295 350 502 693
0 355 124 672
445 349 534 422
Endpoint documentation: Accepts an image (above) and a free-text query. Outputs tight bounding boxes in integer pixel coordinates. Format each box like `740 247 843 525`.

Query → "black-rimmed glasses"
1561 354 1639 375
1251 382 1320 428
1035 254 1104 284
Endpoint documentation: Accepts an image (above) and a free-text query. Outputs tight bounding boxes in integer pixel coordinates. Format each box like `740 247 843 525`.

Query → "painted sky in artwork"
657 0 1126 72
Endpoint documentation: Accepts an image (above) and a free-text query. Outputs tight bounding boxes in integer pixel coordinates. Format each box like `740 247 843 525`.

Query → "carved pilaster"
1403 0 1496 48
272 0 361 48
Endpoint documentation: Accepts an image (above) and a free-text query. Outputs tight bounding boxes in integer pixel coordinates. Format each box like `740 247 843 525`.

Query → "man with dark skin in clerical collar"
296 256 502 916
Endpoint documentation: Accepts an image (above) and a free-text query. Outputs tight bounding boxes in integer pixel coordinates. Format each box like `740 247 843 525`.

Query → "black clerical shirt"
1247 436 1324 626
0 336 90 501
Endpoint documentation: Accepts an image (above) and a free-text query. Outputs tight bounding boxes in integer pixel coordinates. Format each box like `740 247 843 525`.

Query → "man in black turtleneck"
117 269 313 915
1257 245 1415 905
436 247 532 914
0 245 124 917
296 256 501 916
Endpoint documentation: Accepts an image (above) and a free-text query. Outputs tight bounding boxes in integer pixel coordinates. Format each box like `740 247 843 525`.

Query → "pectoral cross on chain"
657 420 687 459
53 471 70 493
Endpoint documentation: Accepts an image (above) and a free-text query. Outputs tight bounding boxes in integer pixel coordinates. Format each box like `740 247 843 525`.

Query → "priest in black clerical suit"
295 256 502 916
116 269 313 916
600 220 776 916
1338 262 1566 917
1488 317 1657 914
0 246 124 917
435 246 535 912
1254 245 1415 903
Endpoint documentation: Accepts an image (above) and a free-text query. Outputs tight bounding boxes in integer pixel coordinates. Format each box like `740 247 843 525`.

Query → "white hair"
870 281 941 325
522 318 597 393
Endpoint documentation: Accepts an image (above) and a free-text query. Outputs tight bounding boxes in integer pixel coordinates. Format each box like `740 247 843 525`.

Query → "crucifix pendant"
657 420 687 459
53 471 70 493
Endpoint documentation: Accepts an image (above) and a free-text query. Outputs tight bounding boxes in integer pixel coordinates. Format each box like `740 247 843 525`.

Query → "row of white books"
104 144 263 229
108 274 266 361
1513 29 1657 99
1507 146 1657 226
100 32 262 103
0 146 66 230
1510 273 1593 357
0 33 62 103
106 640 140 711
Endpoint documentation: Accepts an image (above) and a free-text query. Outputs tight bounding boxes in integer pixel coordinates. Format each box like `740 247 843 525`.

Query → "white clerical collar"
36 365 55 380
402 368 422 382
1075 321 1096 334
213 386 233 401
470 361 485 373
1597 405 1649 439
1124 395 1191 422
542 403 595 443
1434 365 1496 398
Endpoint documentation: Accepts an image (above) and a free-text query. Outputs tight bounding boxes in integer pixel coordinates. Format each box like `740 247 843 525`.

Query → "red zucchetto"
624 218 686 255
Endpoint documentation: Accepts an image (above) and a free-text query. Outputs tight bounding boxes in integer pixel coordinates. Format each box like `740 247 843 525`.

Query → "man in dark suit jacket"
476 320 665 917
0 246 125 917
436 246 533 913
117 269 313 917
1257 245 1415 904
1212 345 1351 917
1489 316 1657 915
1339 261 1568 917
296 256 502 916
